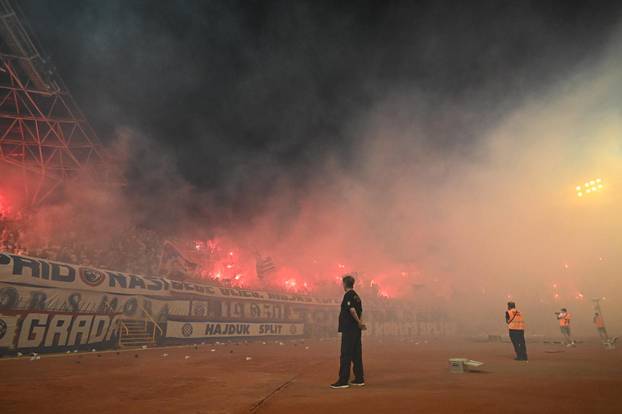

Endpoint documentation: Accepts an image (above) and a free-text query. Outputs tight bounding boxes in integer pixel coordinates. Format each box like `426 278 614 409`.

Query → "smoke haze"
5 1 622 336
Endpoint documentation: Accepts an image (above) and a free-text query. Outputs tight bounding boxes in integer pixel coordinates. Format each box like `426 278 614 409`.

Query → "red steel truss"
0 0 119 206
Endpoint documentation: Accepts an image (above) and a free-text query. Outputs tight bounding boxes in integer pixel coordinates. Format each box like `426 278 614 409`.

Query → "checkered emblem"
0 319 7 340
193 304 206 317
181 323 193 337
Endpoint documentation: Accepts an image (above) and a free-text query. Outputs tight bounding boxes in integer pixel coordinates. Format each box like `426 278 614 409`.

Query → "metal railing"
120 320 129 336
137 302 163 342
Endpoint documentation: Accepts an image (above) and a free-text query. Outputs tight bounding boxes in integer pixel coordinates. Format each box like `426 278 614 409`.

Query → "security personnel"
331 275 365 389
556 308 575 346
505 302 528 361
593 312 608 340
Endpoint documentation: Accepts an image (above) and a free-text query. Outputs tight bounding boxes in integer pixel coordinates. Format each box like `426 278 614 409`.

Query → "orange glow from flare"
0 193 11 216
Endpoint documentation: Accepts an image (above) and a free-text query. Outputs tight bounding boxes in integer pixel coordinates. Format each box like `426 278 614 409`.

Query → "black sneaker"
330 381 350 389
350 379 365 386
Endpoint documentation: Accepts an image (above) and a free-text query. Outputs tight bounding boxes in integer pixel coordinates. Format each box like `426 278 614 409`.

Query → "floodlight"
576 178 605 197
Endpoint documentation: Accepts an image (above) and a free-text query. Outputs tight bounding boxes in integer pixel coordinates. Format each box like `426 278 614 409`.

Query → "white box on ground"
449 358 484 373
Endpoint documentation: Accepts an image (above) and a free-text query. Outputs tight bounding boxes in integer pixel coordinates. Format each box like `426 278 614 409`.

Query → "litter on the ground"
449 358 484 373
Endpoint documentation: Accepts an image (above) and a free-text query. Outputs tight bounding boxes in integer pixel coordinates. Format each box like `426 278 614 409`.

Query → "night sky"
19 0 622 216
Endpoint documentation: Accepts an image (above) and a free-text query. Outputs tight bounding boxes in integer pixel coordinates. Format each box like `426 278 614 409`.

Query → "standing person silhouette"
505 302 528 361
593 312 608 340
556 308 575 346
331 275 366 388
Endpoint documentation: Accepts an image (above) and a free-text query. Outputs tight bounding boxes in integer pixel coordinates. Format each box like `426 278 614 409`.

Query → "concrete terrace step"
120 338 155 344
118 338 156 348
123 329 149 334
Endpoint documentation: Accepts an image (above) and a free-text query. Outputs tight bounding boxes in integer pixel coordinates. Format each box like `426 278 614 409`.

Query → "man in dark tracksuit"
331 275 366 389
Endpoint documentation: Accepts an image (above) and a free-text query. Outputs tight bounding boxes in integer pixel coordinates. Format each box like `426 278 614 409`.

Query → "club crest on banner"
79 268 106 287
182 323 193 337
0 315 18 347
0 319 7 339
192 303 207 317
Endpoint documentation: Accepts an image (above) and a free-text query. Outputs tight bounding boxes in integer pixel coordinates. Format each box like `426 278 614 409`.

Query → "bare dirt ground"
1 337 621 414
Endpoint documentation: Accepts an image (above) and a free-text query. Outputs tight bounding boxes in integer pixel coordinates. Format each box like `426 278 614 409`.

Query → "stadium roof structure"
0 0 122 205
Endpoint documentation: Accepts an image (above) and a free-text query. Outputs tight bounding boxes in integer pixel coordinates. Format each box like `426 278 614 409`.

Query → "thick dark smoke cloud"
19 0 622 222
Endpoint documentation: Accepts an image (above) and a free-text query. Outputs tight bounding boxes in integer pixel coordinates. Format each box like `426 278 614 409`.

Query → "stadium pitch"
1 337 621 414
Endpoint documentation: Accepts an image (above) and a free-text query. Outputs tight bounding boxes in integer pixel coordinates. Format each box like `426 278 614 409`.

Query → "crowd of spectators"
3 210 393 299
1 211 163 276
1 210 251 291
0 211 27 256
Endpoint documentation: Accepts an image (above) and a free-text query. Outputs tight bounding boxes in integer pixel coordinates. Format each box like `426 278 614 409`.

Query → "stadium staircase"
118 319 161 349
118 301 164 348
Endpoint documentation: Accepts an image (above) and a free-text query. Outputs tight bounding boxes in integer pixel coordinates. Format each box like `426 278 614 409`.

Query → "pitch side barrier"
0 253 454 354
